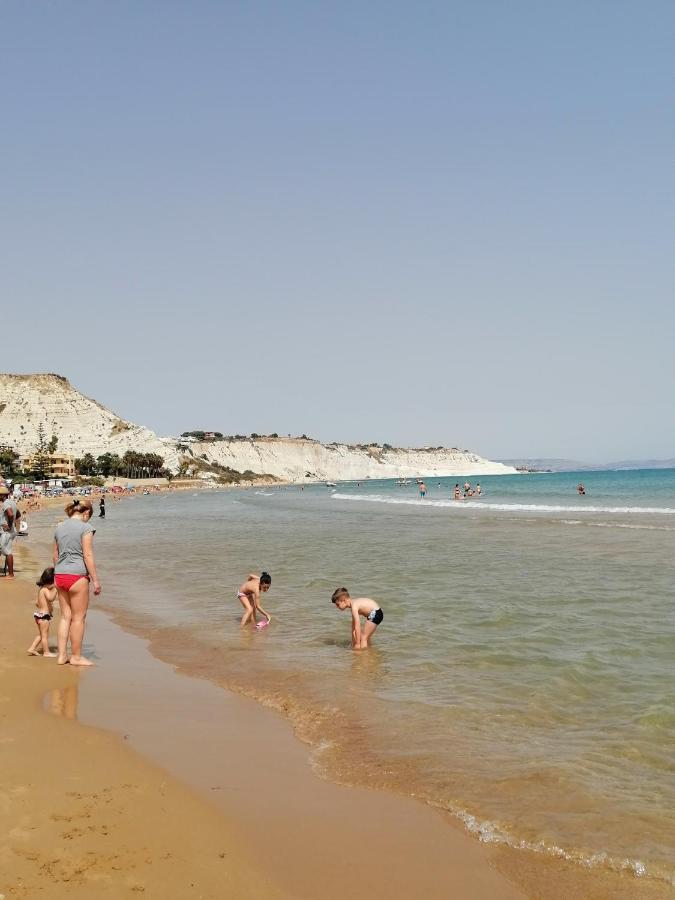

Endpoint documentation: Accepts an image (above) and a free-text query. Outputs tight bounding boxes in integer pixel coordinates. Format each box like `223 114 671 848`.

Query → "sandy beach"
3 500 672 899
2 533 532 899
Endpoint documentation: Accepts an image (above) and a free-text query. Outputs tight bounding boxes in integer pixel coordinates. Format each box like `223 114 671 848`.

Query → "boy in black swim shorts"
331 587 383 650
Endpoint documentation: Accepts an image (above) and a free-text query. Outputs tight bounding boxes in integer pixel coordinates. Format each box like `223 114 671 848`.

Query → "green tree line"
75 451 167 479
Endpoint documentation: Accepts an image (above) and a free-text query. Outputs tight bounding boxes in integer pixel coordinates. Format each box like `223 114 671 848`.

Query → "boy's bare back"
350 597 379 619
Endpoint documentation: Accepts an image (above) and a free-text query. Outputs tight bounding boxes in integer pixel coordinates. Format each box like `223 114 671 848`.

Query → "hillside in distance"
0 373 179 469
0 374 516 481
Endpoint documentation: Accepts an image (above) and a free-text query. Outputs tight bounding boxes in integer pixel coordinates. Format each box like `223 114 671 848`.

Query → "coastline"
3 533 527 899
0 560 288 898
6 500 672 898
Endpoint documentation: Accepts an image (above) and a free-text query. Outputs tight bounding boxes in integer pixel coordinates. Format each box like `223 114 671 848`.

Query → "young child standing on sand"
237 571 272 628
28 567 57 657
331 587 383 650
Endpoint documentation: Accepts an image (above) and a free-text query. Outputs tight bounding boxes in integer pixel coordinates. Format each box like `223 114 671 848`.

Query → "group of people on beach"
24 491 383 663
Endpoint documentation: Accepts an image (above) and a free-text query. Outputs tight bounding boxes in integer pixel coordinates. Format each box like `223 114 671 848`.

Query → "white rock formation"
189 437 516 481
0 373 179 470
0 373 516 481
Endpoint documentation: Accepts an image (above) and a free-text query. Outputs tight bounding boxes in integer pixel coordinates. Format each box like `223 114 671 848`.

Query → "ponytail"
65 497 93 517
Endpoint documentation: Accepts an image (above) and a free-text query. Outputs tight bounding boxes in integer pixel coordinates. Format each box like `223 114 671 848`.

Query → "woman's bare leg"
68 578 93 666
57 588 72 664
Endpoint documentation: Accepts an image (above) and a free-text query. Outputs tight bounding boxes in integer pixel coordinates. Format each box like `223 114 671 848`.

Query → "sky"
1 1 673 461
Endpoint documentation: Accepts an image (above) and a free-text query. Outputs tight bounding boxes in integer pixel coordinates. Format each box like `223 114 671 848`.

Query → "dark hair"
331 586 350 604
36 566 55 587
260 571 271 586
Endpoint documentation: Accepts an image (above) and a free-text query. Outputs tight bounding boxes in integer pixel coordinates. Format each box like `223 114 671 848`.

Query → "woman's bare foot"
69 656 94 667
27 649 40 656
57 656 69 665
43 651 57 658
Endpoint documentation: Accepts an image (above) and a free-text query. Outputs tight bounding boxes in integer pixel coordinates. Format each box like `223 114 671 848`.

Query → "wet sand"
0 577 288 899
2 539 527 899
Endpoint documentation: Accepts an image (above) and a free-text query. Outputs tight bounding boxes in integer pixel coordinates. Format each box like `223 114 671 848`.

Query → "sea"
33 470 675 887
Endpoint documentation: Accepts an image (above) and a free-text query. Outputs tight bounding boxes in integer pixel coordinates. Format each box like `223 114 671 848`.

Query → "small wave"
443 806 666 884
254 491 275 496
331 494 675 516
562 520 675 531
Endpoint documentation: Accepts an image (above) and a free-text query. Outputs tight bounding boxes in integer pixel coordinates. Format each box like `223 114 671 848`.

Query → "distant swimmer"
419 481 427 498
237 571 272 628
463 481 471 492
331 587 383 650
453 483 461 500
577 483 586 496
475 483 482 496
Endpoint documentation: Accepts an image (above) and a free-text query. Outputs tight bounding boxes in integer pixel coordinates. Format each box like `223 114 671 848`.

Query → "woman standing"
53 498 101 666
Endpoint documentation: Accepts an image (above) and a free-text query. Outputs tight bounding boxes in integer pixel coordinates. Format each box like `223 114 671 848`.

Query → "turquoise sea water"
45 470 675 887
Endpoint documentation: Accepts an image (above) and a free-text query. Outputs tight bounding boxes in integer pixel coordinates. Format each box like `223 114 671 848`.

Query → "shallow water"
41 472 675 886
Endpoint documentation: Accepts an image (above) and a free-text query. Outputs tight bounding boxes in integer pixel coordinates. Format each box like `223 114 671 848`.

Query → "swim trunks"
367 608 383 625
54 574 89 590
34 611 52 621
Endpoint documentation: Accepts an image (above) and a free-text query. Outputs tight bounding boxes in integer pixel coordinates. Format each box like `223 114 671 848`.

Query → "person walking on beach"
98 496 106 518
28 567 57 657
1 492 20 577
53 498 101 666
331 587 383 650
237 571 272 628
1 523 15 576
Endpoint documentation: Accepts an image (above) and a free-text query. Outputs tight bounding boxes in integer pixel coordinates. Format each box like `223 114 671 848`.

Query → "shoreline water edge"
5 477 674 898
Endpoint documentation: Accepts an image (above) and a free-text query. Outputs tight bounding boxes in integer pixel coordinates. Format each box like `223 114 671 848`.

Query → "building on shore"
20 453 76 479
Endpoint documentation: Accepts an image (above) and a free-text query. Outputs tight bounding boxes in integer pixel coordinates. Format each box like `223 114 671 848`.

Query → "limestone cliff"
0 374 516 481
0 373 179 470
187 438 516 481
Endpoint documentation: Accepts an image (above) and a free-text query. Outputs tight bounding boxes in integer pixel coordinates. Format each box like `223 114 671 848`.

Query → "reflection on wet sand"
47 684 79 720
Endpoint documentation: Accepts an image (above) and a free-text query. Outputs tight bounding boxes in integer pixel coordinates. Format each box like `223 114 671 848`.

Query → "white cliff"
0 374 516 481
188 437 516 481
0 374 180 470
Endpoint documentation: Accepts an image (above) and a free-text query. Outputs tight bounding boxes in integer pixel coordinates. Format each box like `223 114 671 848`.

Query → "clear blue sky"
2 2 673 461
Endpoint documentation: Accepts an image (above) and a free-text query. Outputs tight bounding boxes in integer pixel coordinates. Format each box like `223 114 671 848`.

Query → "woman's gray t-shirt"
54 518 94 575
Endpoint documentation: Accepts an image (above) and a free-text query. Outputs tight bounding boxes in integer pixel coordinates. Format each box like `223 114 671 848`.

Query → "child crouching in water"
331 587 383 650
28 567 57 657
237 571 272 628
